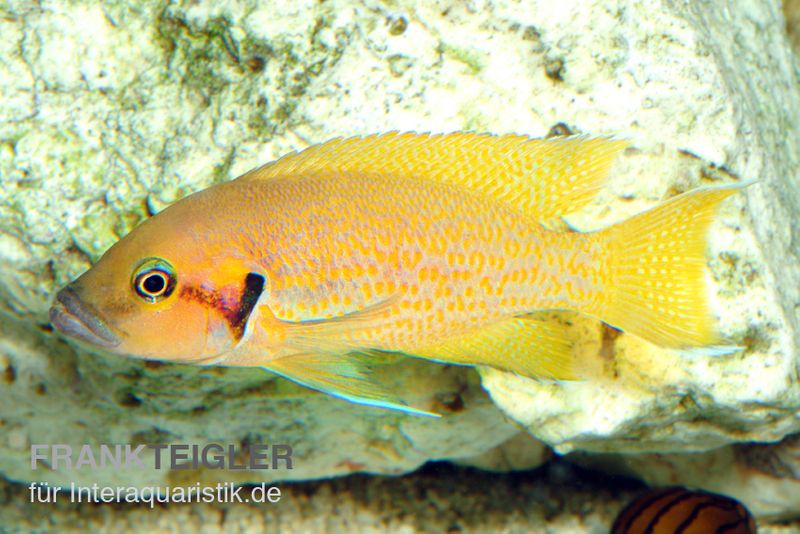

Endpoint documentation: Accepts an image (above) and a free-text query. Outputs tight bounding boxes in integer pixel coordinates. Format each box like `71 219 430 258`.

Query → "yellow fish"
49 132 743 416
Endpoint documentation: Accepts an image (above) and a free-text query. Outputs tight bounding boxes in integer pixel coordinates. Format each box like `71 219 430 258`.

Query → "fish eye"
132 259 176 303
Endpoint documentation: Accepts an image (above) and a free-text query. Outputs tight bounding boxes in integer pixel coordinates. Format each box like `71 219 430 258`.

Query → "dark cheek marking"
179 285 235 327
231 273 265 337
179 285 221 309
179 273 265 342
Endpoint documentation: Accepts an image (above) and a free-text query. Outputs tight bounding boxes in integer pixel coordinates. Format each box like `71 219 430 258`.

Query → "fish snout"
49 285 122 349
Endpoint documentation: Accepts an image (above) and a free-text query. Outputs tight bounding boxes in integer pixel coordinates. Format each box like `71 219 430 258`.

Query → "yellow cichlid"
49 132 744 416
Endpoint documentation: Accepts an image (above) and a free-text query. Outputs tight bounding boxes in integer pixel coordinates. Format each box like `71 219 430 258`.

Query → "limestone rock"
573 433 800 521
0 0 798 522
0 0 535 490
479 0 800 455
455 432 553 473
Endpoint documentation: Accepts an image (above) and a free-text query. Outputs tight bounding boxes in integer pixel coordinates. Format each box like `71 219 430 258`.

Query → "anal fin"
413 316 580 381
263 352 441 417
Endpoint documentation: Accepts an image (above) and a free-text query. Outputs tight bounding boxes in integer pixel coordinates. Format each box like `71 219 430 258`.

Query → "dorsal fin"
240 132 629 220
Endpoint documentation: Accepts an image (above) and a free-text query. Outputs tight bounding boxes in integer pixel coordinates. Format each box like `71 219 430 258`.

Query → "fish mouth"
49 286 121 349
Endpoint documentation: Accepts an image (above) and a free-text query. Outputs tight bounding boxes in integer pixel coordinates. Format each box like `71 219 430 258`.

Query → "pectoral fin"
263 352 441 418
414 316 580 381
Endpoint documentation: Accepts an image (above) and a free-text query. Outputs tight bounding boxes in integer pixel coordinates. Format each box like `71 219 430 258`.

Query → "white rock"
574 433 800 521
479 0 800 455
0 0 797 522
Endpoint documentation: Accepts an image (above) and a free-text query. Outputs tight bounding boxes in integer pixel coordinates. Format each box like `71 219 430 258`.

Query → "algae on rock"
0 0 798 521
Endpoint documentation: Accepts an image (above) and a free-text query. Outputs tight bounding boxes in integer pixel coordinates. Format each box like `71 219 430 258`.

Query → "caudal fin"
591 184 745 348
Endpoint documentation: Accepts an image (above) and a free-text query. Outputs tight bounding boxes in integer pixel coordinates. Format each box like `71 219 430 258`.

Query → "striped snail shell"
612 486 757 533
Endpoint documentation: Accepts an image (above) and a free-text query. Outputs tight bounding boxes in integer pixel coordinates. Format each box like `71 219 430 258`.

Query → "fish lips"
49 286 121 349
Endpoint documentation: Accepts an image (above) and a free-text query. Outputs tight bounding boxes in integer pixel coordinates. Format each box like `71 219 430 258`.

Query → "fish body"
202 173 599 354
49 132 743 415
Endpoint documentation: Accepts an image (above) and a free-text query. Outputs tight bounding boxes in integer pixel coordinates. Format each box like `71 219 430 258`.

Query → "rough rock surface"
479 0 800 455
0 0 564 492
0 0 798 522
574 432 800 521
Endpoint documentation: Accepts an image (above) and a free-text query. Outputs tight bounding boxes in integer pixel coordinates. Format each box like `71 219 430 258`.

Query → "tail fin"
590 184 745 348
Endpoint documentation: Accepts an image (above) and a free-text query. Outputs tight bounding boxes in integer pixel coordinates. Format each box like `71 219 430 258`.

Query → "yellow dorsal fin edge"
241 131 630 221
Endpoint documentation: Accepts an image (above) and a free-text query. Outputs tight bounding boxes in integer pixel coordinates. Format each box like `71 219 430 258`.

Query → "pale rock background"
574 433 800 521
0 0 799 529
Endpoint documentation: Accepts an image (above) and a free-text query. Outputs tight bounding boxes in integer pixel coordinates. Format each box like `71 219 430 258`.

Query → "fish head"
49 192 267 364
